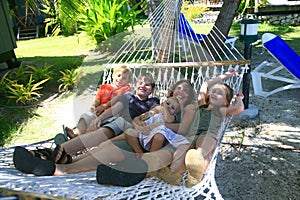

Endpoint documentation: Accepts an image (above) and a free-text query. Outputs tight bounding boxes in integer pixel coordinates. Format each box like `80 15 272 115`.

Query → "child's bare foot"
65 126 78 139
156 167 182 185
185 149 205 188
52 145 72 164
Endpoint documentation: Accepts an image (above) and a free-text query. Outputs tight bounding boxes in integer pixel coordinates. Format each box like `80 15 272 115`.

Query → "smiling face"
164 97 181 115
209 84 230 107
134 76 155 100
112 70 131 87
172 81 192 106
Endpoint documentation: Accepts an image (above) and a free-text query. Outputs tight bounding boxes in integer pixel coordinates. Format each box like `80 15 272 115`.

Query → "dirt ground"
216 47 300 200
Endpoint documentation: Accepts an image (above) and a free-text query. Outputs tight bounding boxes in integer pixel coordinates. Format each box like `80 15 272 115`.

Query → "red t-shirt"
95 84 131 106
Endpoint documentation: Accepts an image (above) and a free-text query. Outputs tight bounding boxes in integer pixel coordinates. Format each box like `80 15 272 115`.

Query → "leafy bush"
238 0 269 14
8 64 31 85
28 64 54 82
181 1 208 21
0 71 11 94
41 0 62 36
6 75 50 105
58 69 79 92
78 0 145 44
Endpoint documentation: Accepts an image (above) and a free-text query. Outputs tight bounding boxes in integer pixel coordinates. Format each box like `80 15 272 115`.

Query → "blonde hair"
201 83 234 108
113 65 132 81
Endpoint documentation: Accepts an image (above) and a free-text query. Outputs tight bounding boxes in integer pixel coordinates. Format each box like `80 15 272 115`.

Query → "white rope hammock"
0 0 250 199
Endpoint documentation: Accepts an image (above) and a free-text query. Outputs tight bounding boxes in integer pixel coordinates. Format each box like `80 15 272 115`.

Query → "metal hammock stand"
1 0 250 199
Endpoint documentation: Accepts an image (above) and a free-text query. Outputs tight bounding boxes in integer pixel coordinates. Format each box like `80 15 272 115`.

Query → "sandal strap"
51 145 72 164
35 148 53 160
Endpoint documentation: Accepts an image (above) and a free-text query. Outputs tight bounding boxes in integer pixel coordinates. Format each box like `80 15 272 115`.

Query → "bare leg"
54 127 115 163
170 144 190 174
195 135 216 171
142 149 172 174
185 135 217 187
149 133 166 152
75 118 89 136
142 149 182 185
124 128 144 154
152 144 190 185
54 141 125 176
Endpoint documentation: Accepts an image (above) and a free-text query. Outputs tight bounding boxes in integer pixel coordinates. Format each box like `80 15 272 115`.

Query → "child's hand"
223 70 237 79
95 105 106 116
90 105 96 113
87 118 102 132
135 124 150 135
135 152 143 158
236 93 244 99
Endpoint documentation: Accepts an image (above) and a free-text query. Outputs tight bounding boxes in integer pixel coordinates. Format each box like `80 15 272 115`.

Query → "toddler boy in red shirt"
66 65 132 138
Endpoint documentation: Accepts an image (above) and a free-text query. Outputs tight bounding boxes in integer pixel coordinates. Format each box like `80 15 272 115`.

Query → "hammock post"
239 18 259 109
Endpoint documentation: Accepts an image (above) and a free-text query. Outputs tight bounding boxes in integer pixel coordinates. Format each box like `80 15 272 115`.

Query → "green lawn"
0 34 97 147
15 33 95 58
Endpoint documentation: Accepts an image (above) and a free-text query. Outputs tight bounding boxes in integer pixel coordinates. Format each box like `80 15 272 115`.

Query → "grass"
1 24 299 147
0 34 97 147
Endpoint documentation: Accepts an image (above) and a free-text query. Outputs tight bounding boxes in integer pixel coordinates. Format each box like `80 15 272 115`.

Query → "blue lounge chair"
251 33 300 97
178 13 236 50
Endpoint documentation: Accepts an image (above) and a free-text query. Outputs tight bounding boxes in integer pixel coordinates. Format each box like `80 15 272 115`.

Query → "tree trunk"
206 0 242 58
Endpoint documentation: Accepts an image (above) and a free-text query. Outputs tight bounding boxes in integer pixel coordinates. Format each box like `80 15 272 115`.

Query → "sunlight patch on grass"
5 95 75 147
15 33 96 58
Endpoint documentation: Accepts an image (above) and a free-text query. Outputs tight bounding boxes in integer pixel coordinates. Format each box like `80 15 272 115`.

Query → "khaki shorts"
103 117 133 136
80 112 97 125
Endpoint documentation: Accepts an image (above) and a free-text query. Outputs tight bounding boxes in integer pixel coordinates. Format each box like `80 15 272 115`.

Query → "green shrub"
8 64 31 85
41 0 62 36
6 75 49 105
58 69 79 92
181 1 208 21
0 71 11 94
78 0 144 44
28 64 54 82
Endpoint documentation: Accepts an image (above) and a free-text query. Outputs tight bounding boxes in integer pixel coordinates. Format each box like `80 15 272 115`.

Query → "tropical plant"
6 75 49 105
0 71 11 94
28 64 54 82
8 64 31 85
59 0 85 35
78 0 145 44
40 0 62 36
58 69 79 92
238 0 269 15
181 1 208 21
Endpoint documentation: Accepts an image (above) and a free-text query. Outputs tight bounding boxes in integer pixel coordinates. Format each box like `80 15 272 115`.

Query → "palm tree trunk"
206 0 241 58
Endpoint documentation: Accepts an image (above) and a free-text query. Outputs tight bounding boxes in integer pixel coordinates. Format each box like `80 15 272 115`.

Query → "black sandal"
96 158 148 187
31 148 53 160
13 146 55 176
51 145 72 164
64 126 77 139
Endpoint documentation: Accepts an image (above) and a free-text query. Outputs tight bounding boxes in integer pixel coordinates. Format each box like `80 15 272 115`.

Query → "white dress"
139 113 190 151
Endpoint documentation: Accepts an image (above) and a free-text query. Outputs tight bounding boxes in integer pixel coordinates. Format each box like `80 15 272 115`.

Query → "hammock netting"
0 0 250 199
